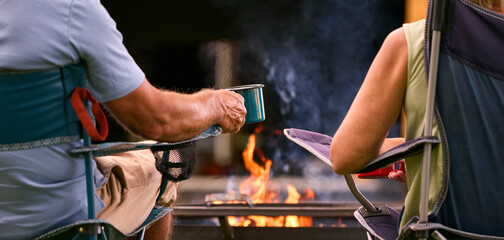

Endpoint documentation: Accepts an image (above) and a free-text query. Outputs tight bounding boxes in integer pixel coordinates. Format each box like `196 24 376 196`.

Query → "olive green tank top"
401 19 444 231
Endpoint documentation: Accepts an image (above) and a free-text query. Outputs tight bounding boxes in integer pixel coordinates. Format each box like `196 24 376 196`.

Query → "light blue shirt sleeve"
0 0 145 102
69 0 145 102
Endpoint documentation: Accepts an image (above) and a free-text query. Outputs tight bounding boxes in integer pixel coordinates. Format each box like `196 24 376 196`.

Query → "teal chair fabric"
0 64 221 240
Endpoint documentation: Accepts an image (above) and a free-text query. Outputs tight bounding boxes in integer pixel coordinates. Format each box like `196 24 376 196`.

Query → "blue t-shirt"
0 0 145 239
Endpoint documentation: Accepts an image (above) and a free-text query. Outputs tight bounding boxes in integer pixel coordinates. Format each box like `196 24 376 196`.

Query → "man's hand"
214 90 247 134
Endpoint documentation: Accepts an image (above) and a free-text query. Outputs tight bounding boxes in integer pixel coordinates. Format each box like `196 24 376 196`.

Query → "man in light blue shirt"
0 0 247 239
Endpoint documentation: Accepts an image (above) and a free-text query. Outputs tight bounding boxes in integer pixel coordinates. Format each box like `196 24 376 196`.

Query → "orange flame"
228 128 314 227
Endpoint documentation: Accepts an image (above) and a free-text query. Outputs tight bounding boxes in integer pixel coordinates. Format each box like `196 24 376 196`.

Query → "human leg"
144 211 174 240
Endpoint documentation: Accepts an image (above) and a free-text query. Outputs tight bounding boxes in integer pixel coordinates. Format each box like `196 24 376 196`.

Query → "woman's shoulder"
403 19 426 39
381 26 408 54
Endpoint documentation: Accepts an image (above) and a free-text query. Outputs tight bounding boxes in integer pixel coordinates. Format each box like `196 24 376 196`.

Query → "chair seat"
34 219 125 240
34 207 172 240
353 206 400 240
398 222 504 240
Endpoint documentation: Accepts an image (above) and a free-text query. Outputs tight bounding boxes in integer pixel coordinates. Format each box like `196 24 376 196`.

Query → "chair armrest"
283 128 439 174
353 136 440 174
69 125 222 157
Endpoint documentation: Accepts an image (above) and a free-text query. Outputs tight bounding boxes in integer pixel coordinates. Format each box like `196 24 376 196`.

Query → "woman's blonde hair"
467 0 494 8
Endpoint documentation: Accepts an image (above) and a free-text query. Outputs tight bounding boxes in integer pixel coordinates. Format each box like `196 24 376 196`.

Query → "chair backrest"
0 64 108 240
425 0 504 236
0 64 86 150
1 64 223 240
284 1 504 239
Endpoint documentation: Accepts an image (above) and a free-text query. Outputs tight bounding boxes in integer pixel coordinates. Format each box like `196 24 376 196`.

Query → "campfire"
170 124 381 240
224 125 314 227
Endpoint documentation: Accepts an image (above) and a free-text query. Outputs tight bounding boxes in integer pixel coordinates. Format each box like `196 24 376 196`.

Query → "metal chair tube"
344 174 379 213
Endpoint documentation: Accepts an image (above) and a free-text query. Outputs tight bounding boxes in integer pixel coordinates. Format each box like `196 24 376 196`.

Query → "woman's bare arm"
330 27 408 174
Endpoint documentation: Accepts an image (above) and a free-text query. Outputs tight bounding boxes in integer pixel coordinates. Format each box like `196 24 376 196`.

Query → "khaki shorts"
94 149 178 235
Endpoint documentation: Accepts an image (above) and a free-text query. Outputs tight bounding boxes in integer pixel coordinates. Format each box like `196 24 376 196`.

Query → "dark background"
101 0 405 176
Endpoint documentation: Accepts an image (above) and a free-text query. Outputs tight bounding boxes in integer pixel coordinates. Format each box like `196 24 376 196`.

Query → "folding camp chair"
0 63 221 240
284 128 439 240
285 0 504 239
32 135 218 240
33 132 219 240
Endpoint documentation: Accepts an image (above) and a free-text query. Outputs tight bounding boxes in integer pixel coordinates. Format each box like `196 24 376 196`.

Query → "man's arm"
103 79 247 142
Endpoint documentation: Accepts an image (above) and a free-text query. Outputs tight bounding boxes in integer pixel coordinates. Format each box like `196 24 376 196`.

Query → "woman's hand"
388 169 407 183
388 160 407 183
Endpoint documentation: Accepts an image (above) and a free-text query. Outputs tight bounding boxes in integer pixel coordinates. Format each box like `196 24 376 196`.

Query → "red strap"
70 87 108 141
357 166 393 179
356 161 405 179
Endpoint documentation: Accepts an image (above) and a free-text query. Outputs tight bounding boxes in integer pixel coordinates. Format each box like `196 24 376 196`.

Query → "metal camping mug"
226 84 265 124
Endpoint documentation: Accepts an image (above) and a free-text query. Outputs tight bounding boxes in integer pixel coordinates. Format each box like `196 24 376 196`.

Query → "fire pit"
171 125 406 239
172 225 365 240
172 193 370 240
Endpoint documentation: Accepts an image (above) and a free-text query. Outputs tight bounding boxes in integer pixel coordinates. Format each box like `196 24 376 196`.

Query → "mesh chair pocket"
151 142 196 182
